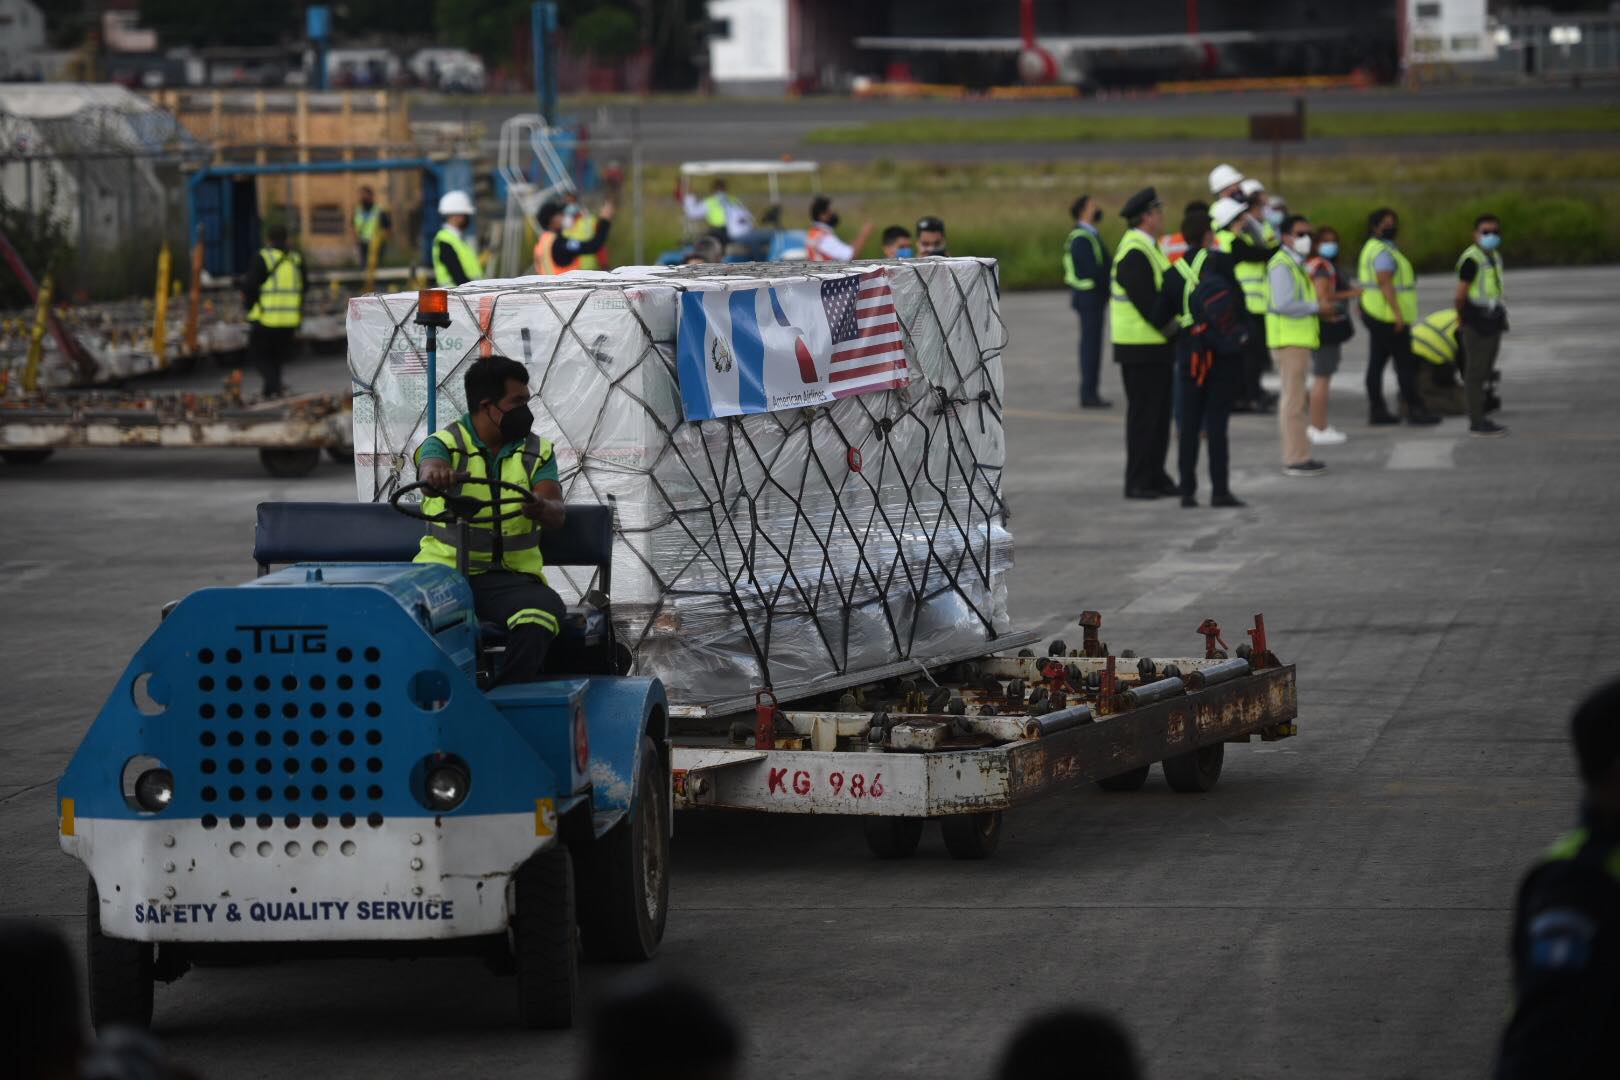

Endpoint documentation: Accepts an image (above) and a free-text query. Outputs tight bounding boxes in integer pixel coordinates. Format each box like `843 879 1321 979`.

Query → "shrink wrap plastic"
347 259 1013 708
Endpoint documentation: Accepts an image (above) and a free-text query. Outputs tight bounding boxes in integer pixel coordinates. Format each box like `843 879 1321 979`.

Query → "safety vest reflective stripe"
1173 248 1207 328
703 195 728 229
248 248 303 328
564 212 601 271
1410 318 1456 365
1357 238 1417 324
1456 244 1504 306
432 227 482 288
1062 227 1104 291
1109 229 1170 346
533 232 561 275
508 608 559 634
1265 252 1320 350
354 206 381 243
414 423 551 578
1541 828 1620 884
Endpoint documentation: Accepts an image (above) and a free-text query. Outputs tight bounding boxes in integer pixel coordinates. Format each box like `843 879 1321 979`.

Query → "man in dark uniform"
1110 186 1181 500
1496 677 1620 1079
1065 194 1111 408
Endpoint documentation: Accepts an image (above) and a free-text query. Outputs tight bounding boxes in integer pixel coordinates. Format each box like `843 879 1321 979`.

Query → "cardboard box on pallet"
345 259 1014 708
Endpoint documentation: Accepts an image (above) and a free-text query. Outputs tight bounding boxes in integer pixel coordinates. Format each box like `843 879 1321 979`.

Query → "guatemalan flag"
675 269 910 422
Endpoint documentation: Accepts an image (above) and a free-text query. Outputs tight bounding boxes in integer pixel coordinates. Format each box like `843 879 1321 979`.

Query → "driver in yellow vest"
414 355 567 685
351 185 390 267
242 224 304 398
534 198 614 276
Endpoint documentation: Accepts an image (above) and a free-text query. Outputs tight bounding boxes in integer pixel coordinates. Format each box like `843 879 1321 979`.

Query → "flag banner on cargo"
674 269 909 422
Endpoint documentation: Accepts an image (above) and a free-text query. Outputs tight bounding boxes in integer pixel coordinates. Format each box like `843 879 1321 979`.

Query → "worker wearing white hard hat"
1208 163 1245 199
1210 197 1249 232
432 190 482 287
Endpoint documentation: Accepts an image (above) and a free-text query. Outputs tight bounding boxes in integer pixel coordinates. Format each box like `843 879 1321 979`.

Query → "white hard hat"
1208 163 1244 195
1239 177 1265 198
1210 197 1248 230
437 190 475 217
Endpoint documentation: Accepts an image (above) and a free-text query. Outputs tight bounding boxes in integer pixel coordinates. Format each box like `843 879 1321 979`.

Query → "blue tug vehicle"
56 485 670 1031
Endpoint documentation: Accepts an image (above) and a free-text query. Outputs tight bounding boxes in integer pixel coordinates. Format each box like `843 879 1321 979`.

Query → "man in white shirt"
807 195 872 263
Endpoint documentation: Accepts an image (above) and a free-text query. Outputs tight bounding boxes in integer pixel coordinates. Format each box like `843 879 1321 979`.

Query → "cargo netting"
346 258 1014 709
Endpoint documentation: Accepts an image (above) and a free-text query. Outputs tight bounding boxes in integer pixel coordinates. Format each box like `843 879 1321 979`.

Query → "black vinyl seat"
253 501 614 650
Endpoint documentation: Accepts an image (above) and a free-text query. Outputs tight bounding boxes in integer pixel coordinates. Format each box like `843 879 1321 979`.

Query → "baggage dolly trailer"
669 614 1298 860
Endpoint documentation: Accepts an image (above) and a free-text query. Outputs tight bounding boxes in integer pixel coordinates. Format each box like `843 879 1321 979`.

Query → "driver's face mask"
487 400 534 444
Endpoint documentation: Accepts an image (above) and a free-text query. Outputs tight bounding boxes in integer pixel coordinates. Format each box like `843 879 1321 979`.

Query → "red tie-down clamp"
1196 618 1227 659
847 446 862 473
755 687 779 751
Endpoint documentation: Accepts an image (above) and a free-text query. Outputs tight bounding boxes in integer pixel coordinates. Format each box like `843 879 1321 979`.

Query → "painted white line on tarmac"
1386 439 1457 470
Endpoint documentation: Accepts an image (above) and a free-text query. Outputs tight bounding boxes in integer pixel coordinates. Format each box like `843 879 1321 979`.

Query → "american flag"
822 270 908 398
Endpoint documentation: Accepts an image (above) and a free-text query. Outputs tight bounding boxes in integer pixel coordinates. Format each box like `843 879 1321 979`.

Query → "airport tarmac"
2 266 1616 1078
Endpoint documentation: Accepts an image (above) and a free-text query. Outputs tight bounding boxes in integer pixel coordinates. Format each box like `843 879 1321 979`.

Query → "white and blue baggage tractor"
57 488 670 1032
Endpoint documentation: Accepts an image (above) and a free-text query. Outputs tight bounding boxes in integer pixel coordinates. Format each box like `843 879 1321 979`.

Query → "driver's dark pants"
248 323 296 397
469 570 566 686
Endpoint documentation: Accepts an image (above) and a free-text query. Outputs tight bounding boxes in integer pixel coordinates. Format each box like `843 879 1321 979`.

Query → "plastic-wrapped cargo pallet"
346 259 1013 710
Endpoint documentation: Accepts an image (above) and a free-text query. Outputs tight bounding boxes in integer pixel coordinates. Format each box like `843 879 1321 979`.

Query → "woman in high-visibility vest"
1453 213 1509 437
242 223 304 398
1357 207 1439 426
533 197 615 276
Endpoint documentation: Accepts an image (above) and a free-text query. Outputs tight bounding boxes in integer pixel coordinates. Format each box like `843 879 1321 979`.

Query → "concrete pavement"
2 266 1616 1078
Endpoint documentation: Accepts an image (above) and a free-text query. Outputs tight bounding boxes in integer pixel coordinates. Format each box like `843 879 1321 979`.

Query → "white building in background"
0 0 48 81
707 0 794 94
1404 0 1497 66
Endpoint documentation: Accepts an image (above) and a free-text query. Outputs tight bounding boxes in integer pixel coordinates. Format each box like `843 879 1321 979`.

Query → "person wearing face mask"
1268 214 1340 476
807 195 873 262
414 355 568 686
1065 194 1112 408
881 225 914 259
1305 225 1362 446
915 215 948 256
1358 207 1438 425
1455 213 1509 437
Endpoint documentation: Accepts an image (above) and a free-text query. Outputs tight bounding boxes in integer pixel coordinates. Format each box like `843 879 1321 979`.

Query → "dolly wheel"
941 811 1003 860
87 877 153 1030
512 846 580 1029
258 447 322 477
580 737 669 962
1162 743 1225 794
1097 765 1151 792
862 816 925 859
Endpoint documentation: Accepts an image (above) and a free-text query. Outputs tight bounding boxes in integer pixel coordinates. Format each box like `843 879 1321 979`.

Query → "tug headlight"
423 756 471 811
134 768 175 813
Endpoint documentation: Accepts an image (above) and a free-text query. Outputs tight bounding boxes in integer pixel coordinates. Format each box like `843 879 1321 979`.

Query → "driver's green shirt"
416 412 560 485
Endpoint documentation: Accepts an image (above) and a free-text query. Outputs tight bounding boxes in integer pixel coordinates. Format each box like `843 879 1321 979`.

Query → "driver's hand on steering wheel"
418 459 458 493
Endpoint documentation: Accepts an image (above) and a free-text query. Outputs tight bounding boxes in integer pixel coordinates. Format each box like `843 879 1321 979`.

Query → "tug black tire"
862 816 925 859
580 738 669 962
87 877 154 1030
1162 743 1225 793
1097 765 1151 792
512 846 580 1029
941 811 1003 860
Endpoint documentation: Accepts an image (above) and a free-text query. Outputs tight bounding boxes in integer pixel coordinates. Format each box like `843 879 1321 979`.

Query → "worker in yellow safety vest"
1110 186 1181 501
1064 193 1111 408
1453 212 1509 437
242 223 304 398
413 354 567 685
1357 207 1439 425
533 196 615 275
1266 213 1339 476
432 190 483 288
1225 178 1279 413
351 184 390 267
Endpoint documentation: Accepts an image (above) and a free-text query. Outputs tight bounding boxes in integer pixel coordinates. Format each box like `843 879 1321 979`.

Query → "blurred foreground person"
2 919 83 1080
584 975 740 1080
995 1008 1141 1080
1496 678 1620 1080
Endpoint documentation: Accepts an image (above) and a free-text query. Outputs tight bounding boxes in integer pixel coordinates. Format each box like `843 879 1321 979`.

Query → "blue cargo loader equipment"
58 500 670 1032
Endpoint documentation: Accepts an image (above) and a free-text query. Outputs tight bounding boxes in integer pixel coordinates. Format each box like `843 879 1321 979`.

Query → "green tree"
569 5 639 60
137 0 294 47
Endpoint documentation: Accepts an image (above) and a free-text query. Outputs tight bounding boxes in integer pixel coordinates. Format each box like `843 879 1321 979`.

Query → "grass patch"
806 106 1620 145
632 151 1620 289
